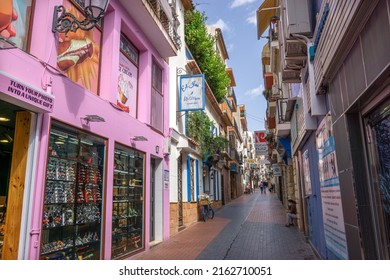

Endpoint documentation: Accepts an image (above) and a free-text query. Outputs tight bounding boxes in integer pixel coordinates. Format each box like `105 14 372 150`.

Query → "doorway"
0 99 35 259
365 98 390 259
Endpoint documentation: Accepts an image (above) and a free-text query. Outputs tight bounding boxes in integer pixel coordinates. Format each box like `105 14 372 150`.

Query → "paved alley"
133 191 318 260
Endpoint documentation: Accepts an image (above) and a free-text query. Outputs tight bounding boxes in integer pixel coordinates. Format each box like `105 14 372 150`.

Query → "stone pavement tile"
132 192 318 260
224 193 317 260
131 216 230 260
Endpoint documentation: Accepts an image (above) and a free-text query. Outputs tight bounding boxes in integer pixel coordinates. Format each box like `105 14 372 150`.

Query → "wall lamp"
52 0 110 35
81 114 105 124
0 132 13 143
130 136 148 142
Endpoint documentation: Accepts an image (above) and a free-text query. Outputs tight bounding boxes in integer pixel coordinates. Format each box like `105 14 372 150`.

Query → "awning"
278 137 291 158
257 0 277 39
262 43 270 65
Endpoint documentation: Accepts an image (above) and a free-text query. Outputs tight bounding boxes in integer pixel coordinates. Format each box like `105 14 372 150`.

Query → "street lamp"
52 0 110 35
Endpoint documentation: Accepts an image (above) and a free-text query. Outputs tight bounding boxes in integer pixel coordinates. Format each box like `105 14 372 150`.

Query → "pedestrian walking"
263 181 268 194
259 181 265 194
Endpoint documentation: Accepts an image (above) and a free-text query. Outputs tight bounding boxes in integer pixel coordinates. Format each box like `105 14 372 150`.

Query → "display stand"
111 145 144 259
40 126 105 260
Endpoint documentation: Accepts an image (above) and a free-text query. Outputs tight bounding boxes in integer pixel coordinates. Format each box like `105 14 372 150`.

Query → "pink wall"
0 0 170 259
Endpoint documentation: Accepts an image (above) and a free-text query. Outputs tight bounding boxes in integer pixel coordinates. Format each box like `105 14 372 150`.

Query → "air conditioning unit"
285 40 307 58
164 137 171 155
282 70 301 83
284 0 312 38
272 85 282 98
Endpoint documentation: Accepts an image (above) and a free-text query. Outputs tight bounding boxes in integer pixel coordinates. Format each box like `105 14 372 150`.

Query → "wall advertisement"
316 114 348 259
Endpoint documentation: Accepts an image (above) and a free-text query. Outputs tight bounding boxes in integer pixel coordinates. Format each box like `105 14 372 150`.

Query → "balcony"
119 0 181 57
275 98 296 137
227 87 237 112
229 148 241 163
220 99 234 127
239 105 248 131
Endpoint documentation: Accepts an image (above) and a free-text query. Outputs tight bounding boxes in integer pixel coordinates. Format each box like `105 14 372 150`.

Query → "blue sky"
196 0 268 132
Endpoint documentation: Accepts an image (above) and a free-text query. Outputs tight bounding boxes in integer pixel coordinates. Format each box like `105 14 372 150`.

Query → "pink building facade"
0 0 176 259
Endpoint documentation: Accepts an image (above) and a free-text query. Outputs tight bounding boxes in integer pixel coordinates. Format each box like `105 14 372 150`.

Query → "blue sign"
179 74 205 111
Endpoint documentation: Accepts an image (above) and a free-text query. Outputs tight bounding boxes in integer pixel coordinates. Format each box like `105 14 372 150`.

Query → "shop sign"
0 72 54 112
164 170 169 189
179 74 205 111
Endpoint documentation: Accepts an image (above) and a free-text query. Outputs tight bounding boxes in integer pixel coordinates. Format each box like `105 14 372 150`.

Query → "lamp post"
52 0 110 35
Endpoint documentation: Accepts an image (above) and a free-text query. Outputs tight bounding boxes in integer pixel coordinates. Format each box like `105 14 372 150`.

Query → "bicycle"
200 200 214 222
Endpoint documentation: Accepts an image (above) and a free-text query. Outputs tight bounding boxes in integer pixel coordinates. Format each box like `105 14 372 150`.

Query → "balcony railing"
229 148 241 163
146 0 182 49
220 99 233 125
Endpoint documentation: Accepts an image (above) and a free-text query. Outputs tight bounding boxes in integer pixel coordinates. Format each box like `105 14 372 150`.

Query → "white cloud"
245 85 264 98
230 0 257 9
227 43 235 52
246 11 257 25
210 19 230 33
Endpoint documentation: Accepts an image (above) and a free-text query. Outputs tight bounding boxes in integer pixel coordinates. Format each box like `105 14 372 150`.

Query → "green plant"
263 89 270 100
187 111 228 160
185 10 230 103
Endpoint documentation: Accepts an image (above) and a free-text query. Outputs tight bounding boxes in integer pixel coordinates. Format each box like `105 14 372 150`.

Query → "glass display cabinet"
40 122 105 260
111 144 144 259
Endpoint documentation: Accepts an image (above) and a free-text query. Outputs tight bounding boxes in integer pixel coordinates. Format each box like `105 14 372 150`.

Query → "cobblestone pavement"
133 190 318 260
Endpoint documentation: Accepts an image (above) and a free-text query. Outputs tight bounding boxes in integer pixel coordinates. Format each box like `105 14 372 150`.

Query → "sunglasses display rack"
111 145 144 259
40 126 105 260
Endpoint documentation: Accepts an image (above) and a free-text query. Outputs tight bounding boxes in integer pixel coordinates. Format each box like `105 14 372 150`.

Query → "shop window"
56 0 103 94
112 144 144 259
151 60 163 132
117 34 139 117
40 122 106 260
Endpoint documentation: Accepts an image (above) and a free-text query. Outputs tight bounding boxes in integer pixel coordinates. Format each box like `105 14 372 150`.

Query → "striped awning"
256 0 277 39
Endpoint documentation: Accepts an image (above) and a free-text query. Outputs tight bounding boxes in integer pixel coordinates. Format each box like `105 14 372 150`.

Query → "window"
117 34 139 117
151 60 163 131
41 121 106 260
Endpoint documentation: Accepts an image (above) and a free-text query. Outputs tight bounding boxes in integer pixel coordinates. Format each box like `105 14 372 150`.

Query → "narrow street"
133 191 318 260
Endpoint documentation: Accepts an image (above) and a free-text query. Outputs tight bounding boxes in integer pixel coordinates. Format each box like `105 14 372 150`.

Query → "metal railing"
145 0 182 49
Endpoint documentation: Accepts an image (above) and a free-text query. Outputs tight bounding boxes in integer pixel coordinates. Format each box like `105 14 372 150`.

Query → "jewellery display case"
111 144 144 259
40 123 105 260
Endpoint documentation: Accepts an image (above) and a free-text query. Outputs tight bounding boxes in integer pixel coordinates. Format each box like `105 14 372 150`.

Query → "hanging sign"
179 74 205 111
254 130 268 156
271 164 281 176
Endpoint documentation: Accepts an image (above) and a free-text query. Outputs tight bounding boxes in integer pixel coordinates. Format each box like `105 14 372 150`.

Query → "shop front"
0 66 54 259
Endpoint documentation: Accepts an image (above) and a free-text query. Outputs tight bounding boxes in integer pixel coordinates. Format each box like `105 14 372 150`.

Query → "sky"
196 0 268 132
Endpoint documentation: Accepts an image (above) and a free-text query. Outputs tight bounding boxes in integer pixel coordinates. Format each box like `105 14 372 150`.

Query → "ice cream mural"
117 52 137 117
0 0 33 51
56 0 101 94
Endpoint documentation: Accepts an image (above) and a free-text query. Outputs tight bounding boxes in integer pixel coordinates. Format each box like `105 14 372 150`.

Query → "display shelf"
111 144 144 259
40 124 105 260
